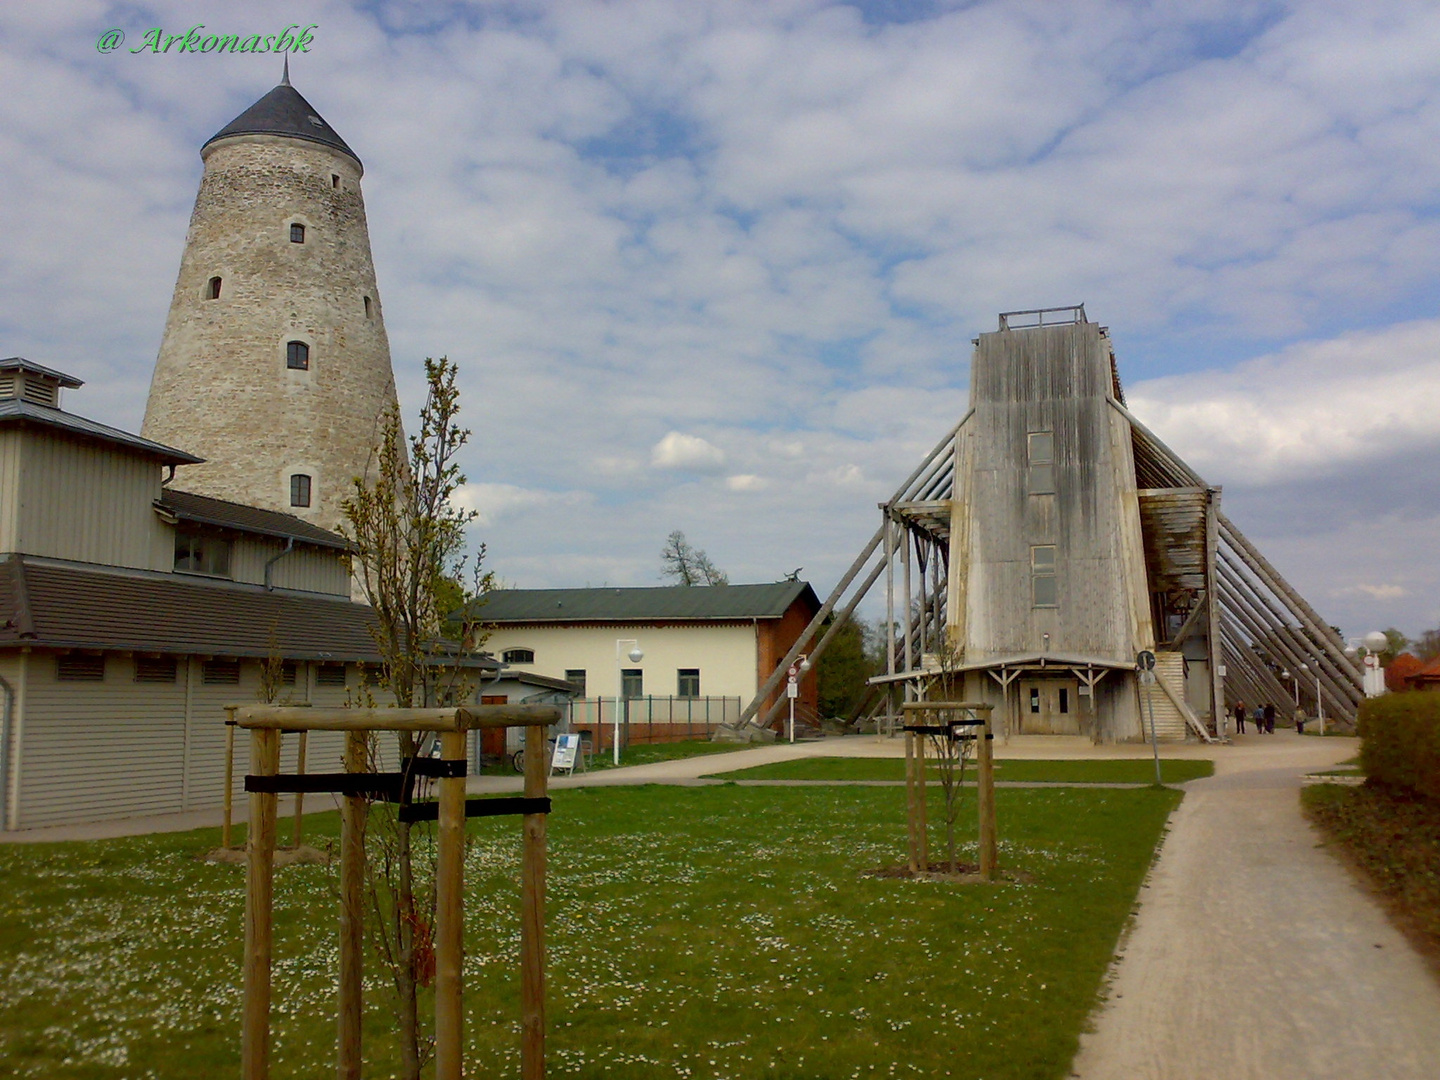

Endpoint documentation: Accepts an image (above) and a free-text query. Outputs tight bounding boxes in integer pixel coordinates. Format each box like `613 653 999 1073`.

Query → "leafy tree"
1415 627 1440 662
815 615 878 719
340 356 488 1080
660 530 728 585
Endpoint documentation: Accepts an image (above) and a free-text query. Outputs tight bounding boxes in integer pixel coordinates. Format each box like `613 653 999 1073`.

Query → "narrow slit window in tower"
363 295 373 319
207 276 222 300
331 174 340 188
286 341 310 370
290 473 312 508
290 223 305 243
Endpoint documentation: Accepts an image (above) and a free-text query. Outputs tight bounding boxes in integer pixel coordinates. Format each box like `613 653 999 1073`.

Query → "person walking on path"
1234 702 1247 734
1263 703 1276 734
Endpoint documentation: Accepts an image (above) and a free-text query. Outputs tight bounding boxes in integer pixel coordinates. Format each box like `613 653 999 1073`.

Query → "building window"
1028 430 1055 495
175 531 232 577
1029 687 1040 713
503 648 535 665
317 664 347 687
621 669 643 699
363 295 373 319
331 173 340 189
1032 545 1057 607
290 223 306 243
281 661 298 687
286 341 310 370
677 669 701 698
290 473 312 508
565 669 587 695
202 659 241 685
207 276 222 300
57 654 105 681
1058 687 1070 714
134 657 178 683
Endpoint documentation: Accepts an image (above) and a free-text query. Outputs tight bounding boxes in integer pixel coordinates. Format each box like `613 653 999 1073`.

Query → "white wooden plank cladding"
9 655 374 827
18 654 187 825
0 431 22 552
231 537 350 596
14 431 170 571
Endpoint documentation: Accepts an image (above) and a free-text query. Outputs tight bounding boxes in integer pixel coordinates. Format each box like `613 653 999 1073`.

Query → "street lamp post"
787 654 811 744
614 639 643 766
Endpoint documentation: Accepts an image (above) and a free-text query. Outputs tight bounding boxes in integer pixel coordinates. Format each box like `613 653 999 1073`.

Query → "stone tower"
142 72 398 534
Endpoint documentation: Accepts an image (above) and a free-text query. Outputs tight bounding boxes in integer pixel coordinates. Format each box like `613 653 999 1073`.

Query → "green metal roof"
471 582 818 624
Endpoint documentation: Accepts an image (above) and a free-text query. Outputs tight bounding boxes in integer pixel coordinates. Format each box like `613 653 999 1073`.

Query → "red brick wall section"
755 597 820 731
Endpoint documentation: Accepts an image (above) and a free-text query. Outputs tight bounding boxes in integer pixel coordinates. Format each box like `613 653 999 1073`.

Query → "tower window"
290 473 312 508
1028 431 1055 495
290 223 306 243
207 276 222 300
1032 545 1057 607
363 295 373 319
331 174 340 188
286 340 310 370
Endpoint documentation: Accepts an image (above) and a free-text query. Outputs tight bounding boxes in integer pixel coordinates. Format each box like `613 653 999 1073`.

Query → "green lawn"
0 783 1181 1079
583 738 751 771
706 756 1214 785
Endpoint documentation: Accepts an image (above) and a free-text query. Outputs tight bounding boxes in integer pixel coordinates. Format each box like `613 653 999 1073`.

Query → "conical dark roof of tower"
204 82 361 165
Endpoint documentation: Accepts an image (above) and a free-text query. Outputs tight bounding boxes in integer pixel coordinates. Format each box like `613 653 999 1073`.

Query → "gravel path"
1070 733 1440 1080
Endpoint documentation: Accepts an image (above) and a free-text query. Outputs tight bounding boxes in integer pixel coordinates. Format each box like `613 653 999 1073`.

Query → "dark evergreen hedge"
1358 690 1440 800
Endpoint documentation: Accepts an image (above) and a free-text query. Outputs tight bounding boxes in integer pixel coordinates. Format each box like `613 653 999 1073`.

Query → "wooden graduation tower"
737 306 1363 741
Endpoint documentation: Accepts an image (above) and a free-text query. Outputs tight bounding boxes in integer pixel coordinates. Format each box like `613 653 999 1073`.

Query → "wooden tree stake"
434 729 467 1080
521 723 548 1080
337 731 367 1080
242 727 280 1080
977 707 997 881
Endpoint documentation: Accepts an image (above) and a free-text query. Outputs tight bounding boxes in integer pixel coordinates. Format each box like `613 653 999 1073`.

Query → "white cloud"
453 482 550 527
1127 319 1440 486
725 474 767 491
650 431 726 472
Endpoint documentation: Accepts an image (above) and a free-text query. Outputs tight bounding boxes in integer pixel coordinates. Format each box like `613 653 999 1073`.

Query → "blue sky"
2 1 1439 639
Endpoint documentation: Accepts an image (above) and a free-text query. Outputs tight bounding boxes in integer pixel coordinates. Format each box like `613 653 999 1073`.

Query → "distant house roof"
471 582 820 625
205 82 361 166
0 556 497 671
158 488 351 552
0 398 202 465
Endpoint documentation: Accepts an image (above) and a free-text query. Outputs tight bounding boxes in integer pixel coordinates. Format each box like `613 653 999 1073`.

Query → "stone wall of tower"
142 132 398 534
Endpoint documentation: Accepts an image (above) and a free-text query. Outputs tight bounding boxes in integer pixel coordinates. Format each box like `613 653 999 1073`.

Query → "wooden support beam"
1217 569 1356 719
1205 488 1225 737
737 417 965 731
1217 548 1360 706
242 727 280 1080
904 732 920 873
1218 516 1362 683
235 704 560 731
